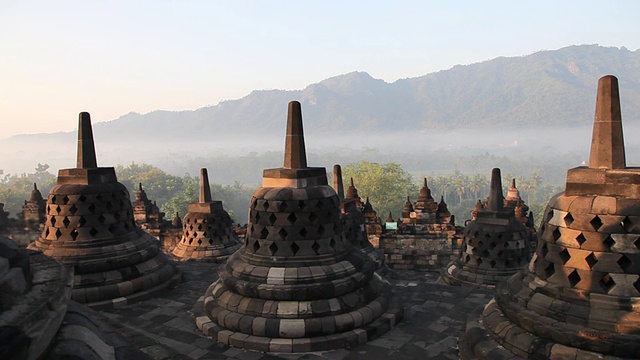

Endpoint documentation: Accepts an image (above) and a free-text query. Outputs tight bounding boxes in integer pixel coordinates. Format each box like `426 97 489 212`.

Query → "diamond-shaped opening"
590 215 603 231
299 200 306 210
497 250 504 257
635 237 640 251
618 254 632 272
55 205 61 213
263 201 270 210
497 233 503 240
62 196 69 205
253 240 261 252
634 277 640 294
197 224 203 231
51 195 56 203
299 228 308 238
88 204 96 213
54 229 62 239
89 227 98 237
108 224 117 234
540 244 549 259
567 269 581 287
70 229 78 240
79 216 87 227
490 242 497 250
576 233 587 246
544 263 555 278
545 209 554 222
45 228 49 237
485 233 491 239
308 212 317 222
473 231 479 237
585 252 598 269
312 241 320 254
278 228 288 240
277 202 287 212
106 202 113 210
329 238 336 250
254 212 261 222
62 216 70 228
603 235 615 250
197 239 202 245
260 227 269 239
317 225 326 236
504 241 509 248
69 204 78 215
504 259 511 267
481 249 490 258
564 213 574 226
268 213 277 225
559 248 571 264
287 213 297 224
98 215 106 224
123 222 130 230
50 217 57 226
290 242 300 255
269 242 278 256
202 231 208 237
552 228 562 242
600 273 616 293
208 239 214 245
96 194 103 201
477 258 483 266
622 216 633 233
478 240 484 248
490 260 497 268
78 195 87 203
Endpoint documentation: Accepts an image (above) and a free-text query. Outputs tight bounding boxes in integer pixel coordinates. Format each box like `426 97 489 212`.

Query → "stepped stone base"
194 282 403 353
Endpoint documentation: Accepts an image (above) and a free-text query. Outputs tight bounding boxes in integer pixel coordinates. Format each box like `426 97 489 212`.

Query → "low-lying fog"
3 125 640 186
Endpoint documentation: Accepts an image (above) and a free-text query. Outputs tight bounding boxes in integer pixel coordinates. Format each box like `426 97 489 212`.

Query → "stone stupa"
195 101 401 352
441 168 530 288
460 75 640 359
333 165 384 271
28 112 180 309
171 168 241 262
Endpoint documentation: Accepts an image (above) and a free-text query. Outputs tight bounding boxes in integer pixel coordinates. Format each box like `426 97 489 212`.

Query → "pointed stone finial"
488 168 504 211
138 183 143 191
589 75 625 169
199 168 212 203
333 165 345 200
77 112 98 169
511 178 516 188
283 101 307 169
386 212 394 223
33 183 37 191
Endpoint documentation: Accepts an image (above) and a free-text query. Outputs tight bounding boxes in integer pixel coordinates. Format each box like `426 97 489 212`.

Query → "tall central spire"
487 168 504 211
76 112 97 169
333 164 345 200
199 168 212 203
283 101 307 169
589 75 625 169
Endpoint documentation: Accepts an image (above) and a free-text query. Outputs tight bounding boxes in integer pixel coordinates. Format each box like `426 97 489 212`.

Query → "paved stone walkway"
99 263 493 360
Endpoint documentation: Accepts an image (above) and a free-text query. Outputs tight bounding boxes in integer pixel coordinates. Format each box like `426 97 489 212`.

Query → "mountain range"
13 44 639 143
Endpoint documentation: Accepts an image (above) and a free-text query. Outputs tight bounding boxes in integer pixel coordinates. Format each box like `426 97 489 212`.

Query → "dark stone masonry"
2 74 640 360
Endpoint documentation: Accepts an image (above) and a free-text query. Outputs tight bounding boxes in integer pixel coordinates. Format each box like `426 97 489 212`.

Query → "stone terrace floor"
98 263 494 360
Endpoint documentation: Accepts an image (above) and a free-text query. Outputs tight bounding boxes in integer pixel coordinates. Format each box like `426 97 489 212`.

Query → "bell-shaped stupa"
333 165 384 270
441 168 530 288
195 101 401 352
460 75 640 359
172 168 241 261
28 112 180 309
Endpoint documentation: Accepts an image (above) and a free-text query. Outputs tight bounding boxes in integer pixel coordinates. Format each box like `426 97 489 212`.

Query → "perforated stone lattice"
244 193 349 258
533 195 640 296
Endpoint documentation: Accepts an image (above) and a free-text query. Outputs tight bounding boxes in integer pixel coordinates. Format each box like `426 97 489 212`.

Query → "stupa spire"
199 168 212 203
333 164 345 200
76 112 97 169
589 75 625 169
487 168 504 211
283 101 307 169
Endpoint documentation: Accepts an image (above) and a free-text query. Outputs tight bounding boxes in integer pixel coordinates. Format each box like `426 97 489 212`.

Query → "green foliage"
342 161 419 220
0 164 56 217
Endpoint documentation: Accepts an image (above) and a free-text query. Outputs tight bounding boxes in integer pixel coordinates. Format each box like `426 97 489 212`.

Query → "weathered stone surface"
195 101 401 352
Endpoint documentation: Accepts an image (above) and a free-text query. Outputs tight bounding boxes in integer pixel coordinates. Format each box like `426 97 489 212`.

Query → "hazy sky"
1 1 639 138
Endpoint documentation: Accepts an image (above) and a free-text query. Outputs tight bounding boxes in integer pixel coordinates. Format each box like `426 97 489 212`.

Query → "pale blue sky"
1 1 639 138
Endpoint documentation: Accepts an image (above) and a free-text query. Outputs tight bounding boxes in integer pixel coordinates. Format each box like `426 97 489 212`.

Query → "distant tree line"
0 162 564 229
